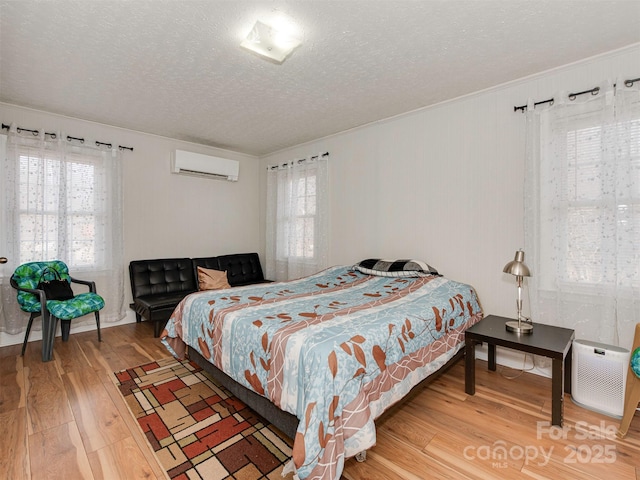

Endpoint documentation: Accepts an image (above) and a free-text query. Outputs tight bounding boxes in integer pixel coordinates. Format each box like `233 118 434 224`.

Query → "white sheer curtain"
0 125 126 338
524 80 640 347
265 154 329 281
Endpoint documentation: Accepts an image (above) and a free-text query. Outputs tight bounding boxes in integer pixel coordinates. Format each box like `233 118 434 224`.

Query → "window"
541 112 640 289
525 81 640 345
1 130 126 331
265 155 329 281
17 149 106 268
277 173 317 261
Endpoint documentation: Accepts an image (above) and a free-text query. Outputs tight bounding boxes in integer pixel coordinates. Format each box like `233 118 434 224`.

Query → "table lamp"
503 249 533 334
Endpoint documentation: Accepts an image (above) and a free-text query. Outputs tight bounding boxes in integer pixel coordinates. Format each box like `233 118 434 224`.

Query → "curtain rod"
1 123 134 151
268 151 329 170
513 76 640 113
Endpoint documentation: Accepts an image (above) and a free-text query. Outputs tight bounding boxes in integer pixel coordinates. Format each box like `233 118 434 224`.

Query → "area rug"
114 357 293 480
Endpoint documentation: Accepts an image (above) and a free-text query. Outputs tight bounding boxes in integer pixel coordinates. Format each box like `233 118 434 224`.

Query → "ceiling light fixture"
240 19 302 63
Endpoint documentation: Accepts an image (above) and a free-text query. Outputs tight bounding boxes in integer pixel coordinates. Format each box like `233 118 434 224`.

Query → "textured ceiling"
1 0 639 156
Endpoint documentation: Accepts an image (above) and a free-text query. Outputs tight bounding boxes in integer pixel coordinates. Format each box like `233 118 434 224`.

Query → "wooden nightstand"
464 314 575 426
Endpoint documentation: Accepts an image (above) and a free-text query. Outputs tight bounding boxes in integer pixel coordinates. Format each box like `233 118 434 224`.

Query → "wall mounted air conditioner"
171 149 239 181
572 339 630 418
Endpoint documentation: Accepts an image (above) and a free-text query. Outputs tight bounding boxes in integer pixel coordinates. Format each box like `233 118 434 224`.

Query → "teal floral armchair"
10 260 104 362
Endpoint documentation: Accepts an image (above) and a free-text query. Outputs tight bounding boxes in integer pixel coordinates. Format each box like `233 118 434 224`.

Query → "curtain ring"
17 127 39 136
67 135 85 144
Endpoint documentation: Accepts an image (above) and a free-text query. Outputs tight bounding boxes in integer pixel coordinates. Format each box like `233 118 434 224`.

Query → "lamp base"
505 320 533 334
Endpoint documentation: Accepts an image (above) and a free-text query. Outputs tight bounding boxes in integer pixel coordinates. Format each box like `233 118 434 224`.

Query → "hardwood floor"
1 322 638 479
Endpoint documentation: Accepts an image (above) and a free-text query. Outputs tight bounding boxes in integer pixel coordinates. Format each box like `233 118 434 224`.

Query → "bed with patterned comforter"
162 265 482 480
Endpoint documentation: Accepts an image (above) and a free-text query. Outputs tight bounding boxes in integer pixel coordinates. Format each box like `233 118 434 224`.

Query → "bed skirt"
186 345 465 442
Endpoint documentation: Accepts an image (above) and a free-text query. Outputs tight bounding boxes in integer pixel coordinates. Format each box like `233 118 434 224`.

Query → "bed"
162 263 482 480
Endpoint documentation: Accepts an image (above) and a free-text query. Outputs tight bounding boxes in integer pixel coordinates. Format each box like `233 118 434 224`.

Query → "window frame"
540 107 640 293
275 170 319 264
14 146 106 271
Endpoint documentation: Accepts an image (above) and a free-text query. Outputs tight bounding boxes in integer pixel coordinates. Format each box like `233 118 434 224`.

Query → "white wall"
0 103 262 345
260 44 640 345
2 44 637 354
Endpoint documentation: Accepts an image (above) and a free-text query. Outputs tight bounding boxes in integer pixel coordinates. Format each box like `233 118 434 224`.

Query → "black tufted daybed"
129 252 270 337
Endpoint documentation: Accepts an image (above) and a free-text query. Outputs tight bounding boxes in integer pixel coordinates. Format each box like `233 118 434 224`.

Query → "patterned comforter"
162 266 482 480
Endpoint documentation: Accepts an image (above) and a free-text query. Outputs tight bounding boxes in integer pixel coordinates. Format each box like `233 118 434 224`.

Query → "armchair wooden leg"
618 324 640 438
618 379 640 438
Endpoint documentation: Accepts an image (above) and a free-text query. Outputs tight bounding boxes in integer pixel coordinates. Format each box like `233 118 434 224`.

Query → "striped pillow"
353 258 439 277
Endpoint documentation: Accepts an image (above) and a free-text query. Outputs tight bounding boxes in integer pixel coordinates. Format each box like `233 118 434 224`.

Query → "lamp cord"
499 353 535 380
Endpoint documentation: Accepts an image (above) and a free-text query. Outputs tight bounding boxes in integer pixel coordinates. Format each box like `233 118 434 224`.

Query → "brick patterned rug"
114 357 293 480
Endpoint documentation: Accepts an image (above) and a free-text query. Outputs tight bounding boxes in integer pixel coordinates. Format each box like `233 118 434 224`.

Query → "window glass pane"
67 161 95 211
294 198 306 216
565 206 605 283
559 113 640 288
303 217 314 258
276 170 319 261
16 147 102 268
306 175 316 196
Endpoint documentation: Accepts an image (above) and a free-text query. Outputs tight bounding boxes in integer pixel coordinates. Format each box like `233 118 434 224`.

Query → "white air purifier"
571 339 630 418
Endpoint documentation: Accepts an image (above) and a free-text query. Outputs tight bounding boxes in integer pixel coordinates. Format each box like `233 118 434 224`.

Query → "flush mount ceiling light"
240 19 302 63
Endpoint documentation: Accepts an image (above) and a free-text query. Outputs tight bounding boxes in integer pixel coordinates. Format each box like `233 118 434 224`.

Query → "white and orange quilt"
162 266 482 480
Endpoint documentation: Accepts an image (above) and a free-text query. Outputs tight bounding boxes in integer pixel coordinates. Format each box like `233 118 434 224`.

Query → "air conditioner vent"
171 150 239 181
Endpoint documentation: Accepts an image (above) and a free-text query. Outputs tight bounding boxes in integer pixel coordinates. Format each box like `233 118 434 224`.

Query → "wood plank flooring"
1 322 638 479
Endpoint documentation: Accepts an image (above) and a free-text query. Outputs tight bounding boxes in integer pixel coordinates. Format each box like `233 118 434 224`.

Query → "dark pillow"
353 258 439 277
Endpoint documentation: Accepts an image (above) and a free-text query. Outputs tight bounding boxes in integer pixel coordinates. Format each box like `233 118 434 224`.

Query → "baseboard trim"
0 309 137 348
473 343 553 378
